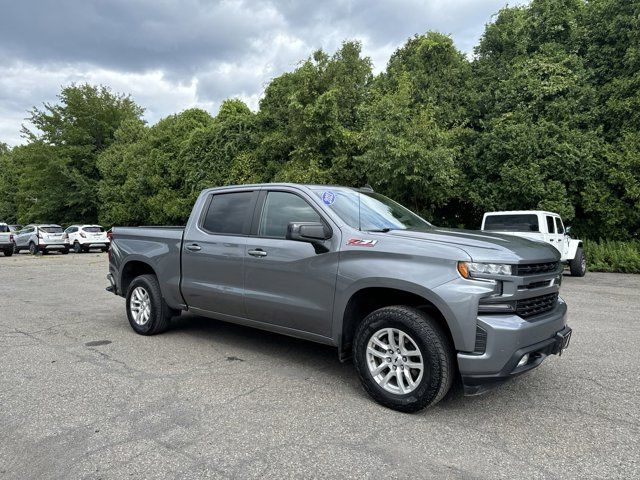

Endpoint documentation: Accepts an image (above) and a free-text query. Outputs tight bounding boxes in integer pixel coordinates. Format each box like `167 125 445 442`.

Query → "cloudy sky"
0 0 527 146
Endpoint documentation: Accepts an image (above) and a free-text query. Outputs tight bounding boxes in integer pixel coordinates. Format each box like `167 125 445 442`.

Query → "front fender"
331 276 466 350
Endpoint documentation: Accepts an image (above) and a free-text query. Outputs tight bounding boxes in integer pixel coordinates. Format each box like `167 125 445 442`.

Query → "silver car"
14 224 70 255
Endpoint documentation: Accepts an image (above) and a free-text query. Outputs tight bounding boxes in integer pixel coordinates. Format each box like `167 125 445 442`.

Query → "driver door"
243 189 340 338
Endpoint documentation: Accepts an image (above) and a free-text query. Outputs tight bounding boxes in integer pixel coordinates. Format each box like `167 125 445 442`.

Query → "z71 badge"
347 238 378 247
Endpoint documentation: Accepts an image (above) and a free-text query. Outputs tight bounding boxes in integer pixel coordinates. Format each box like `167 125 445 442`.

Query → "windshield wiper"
366 228 393 233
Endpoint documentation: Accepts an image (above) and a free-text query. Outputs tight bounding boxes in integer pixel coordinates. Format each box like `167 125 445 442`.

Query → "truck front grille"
515 293 559 318
516 262 559 275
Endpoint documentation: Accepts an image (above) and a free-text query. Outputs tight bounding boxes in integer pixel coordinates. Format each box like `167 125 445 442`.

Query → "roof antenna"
361 184 374 192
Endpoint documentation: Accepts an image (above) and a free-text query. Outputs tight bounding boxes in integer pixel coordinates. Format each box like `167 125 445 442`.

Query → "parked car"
107 184 572 412
14 224 69 254
481 210 586 276
0 223 15 256
65 225 110 253
9 224 23 232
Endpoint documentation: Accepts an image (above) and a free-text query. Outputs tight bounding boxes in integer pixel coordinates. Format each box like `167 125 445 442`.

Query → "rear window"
484 215 539 232
83 227 104 233
40 226 63 233
0 225 8 233
201 192 254 235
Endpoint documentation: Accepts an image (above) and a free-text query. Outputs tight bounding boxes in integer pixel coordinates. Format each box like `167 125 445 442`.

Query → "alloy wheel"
366 327 424 395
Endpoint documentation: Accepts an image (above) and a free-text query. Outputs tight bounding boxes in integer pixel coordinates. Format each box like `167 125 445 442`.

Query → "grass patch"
583 240 640 274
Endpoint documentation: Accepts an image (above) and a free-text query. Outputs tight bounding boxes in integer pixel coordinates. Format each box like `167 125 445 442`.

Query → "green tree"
22 84 143 224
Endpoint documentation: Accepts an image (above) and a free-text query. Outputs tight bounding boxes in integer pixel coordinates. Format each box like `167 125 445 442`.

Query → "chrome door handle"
248 249 267 257
186 244 201 252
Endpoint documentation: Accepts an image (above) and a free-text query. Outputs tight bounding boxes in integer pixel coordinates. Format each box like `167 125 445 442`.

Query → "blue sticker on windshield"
321 191 336 205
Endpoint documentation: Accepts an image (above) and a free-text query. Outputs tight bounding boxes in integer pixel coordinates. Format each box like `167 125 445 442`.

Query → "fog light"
517 353 530 368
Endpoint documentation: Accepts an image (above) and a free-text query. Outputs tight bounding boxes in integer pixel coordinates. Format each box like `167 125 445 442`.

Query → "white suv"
13 224 70 255
65 225 110 253
481 210 586 276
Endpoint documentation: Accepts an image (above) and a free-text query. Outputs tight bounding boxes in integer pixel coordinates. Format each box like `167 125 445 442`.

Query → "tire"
61 247 69 255
125 274 177 335
569 247 586 277
354 306 454 413
73 242 82 254
29 242 38 255
3 248 12 257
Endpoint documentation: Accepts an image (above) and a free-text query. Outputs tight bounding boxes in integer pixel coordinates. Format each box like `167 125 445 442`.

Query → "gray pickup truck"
107 184 571 412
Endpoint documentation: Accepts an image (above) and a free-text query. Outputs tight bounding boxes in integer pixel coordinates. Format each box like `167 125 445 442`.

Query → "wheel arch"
120 259 158 296
336 282 458 362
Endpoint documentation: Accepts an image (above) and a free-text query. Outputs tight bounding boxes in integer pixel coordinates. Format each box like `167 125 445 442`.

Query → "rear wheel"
29 242 38 255
125 274 178 335
354 306 454 413
569 247 586 277
3 248 12 257
61 247 69 255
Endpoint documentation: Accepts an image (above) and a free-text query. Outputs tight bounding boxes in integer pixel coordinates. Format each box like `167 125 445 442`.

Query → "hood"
384 228 560 264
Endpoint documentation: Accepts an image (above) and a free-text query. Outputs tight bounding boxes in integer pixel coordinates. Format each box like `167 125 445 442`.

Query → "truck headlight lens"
458 262 513 278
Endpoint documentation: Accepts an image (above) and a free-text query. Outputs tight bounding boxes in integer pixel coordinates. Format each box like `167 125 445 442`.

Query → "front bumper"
458 299 570 395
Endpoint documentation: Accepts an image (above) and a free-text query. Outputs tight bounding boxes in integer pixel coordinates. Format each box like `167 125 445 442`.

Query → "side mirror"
565 226 572 235
286 222 331 243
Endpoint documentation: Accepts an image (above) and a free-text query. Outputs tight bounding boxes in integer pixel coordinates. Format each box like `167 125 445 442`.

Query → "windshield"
83 226 104 233
313 189 432 231
0 225 8 233
40 226 63 233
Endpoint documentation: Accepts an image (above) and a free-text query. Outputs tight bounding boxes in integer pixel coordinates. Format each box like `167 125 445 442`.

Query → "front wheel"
61 247 69 255
29 242 38 255
125 274 178 335
354 306 454 413
3 248 12 257
73 242 82 254
569 247 586 277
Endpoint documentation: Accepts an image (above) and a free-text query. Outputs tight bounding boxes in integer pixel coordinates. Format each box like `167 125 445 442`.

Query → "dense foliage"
0 0 638 241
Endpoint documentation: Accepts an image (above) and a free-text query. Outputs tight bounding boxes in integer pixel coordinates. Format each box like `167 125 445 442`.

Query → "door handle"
185 244 201 252
248 249 267 258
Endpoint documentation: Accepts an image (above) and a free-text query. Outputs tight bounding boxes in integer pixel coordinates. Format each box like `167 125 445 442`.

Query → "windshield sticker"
321 191 336 205
347 238 378 247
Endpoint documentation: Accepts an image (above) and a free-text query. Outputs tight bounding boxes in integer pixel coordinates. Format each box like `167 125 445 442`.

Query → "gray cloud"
0 0 528 146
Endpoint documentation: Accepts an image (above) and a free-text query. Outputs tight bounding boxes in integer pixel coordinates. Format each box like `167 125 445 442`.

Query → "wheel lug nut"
401 365 404 370
388 349 393 354
402 357 407 362
393 366 397 370
386 357 391 362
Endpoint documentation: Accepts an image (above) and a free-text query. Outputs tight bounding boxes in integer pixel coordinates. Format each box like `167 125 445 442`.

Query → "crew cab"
14 224 70 254
481 211 586 276
107 184 571 412
65 224 110 253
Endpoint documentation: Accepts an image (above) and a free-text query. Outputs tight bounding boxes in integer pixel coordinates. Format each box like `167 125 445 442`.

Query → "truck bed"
111 226 186 308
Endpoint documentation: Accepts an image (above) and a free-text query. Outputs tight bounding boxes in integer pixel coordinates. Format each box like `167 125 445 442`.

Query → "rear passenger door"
181 190 258 317
243 189 340 338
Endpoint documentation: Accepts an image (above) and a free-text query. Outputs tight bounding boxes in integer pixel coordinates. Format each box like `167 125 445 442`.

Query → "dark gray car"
107 184 571 412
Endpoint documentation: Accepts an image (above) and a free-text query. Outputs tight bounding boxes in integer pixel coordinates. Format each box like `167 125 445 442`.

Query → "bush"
583 240 640 274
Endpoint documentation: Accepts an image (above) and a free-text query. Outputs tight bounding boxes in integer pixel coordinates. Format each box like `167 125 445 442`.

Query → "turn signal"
457 262 470 279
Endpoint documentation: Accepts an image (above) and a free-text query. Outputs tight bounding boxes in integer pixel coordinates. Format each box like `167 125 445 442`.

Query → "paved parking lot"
1 252 638 479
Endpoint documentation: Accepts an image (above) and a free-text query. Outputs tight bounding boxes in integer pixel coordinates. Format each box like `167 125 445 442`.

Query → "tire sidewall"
73 242 82 253
126 276 161 335
354 308 447 411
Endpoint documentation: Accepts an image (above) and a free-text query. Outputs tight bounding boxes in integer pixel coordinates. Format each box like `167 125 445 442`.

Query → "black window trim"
250 188 333 240
197 189 259 237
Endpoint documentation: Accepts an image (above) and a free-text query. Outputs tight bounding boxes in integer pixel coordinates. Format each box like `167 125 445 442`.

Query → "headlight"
458 261 513 278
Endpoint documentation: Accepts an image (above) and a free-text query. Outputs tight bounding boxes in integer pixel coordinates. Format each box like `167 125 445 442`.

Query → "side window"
555 217 564 234
258 191 322 238
201 191 254 235
546 216 555 234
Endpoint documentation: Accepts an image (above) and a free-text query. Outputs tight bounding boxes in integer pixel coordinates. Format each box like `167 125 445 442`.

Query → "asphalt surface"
0 252 638 479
